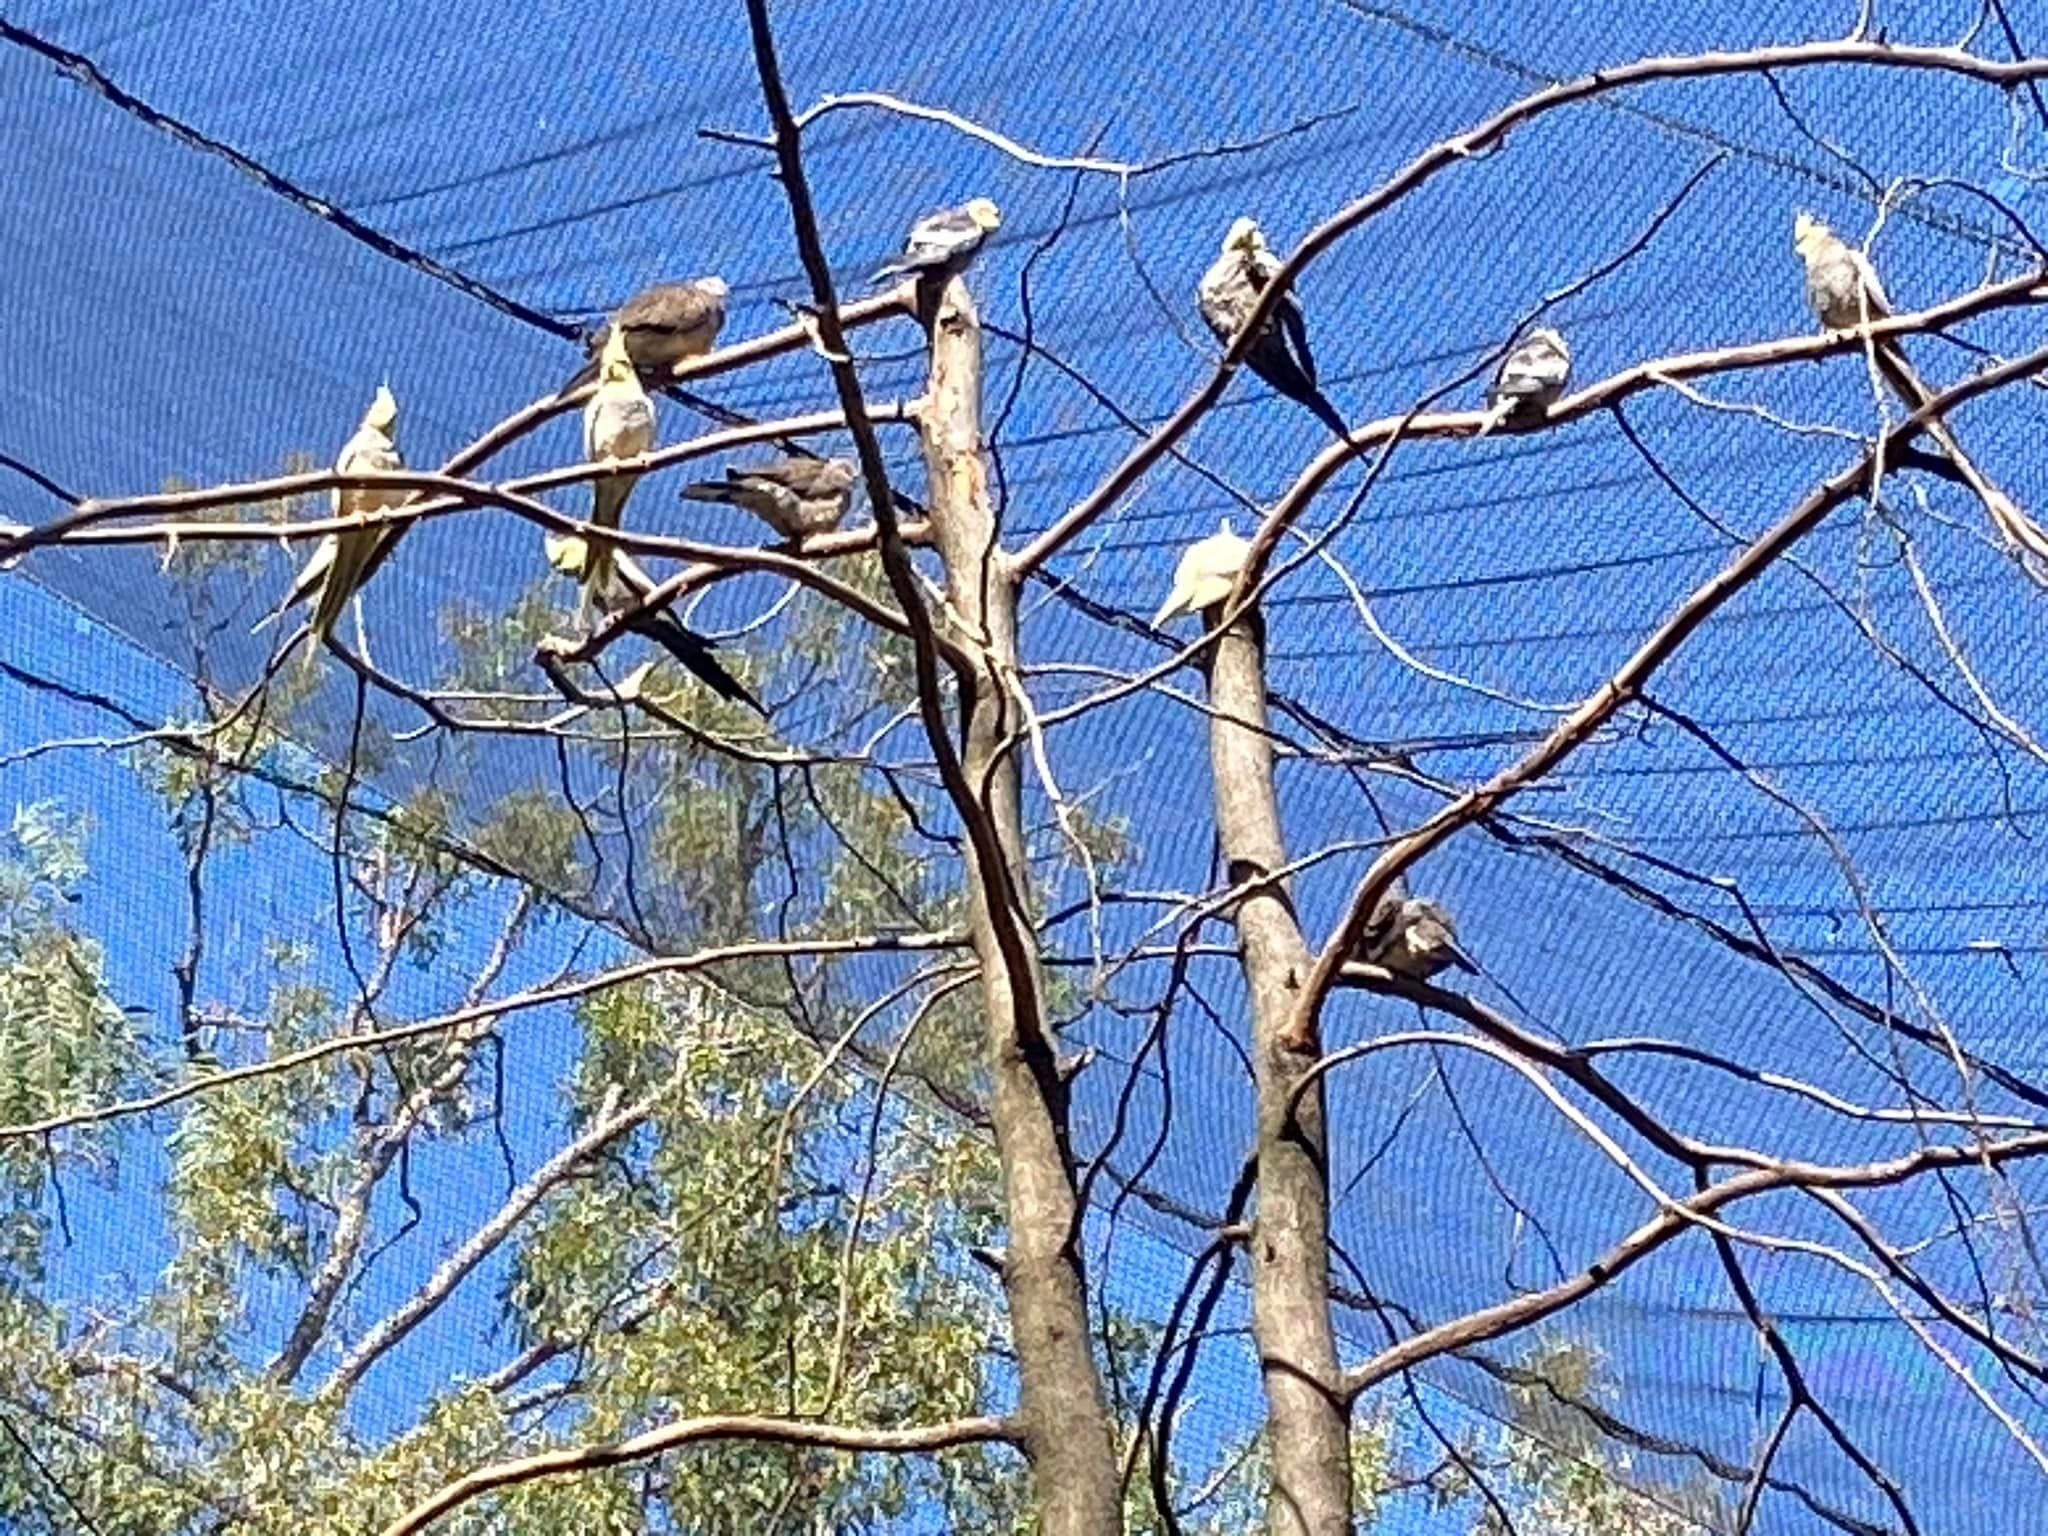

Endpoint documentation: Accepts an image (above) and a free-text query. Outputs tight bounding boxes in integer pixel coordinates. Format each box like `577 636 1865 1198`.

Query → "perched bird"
1198 217 1349 438
564 276 729 392
543 533 764 716
255 384 406 664
1793 213 1889 330
581 326 657 617
681 456 857 542
871 198 1002 285
1152 518 1252 628
1794 212 2048 560
1479 328 1572 434
1355 884 1475 981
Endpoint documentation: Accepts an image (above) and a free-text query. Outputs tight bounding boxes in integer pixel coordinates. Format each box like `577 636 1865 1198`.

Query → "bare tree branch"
377 1413 1017 1536
1288 340 2048 1054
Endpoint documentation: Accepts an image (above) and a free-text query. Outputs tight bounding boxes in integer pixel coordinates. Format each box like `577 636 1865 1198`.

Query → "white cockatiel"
871 198 1003 284
681 456 856 541
257 384 406 663
564 276 729 392
581 326 657 616
1794 212 2048 561
1152 518 1253 628
1479 328 1571 434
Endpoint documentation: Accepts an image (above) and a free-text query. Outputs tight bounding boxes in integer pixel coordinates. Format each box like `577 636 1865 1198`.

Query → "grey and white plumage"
543 534 764 716
680 457 856 541
1795 213 2048 559
1479 328 1571 434
1197 217 1348 437
1356 884 1475 981
871 198 1002 284
565 277 729 391
1793 213 1888 330
255 384 406 662
1152 518 1252 628
581 327 656 613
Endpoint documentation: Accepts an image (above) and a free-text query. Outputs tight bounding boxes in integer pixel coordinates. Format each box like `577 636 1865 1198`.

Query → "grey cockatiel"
1794 212 2048 560
1479 328 1571 434
681 456 856 541
1152 518 1252 628
1793 212 1890 330
255 384 406 666
1355 881 1475 981
543 533 764 716
1198 217 1349 438
871 198 1002 285
581 326 657 617
564 276 729 392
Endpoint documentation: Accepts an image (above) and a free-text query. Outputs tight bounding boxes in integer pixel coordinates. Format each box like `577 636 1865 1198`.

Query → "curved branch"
378 1413 1016 1536
0 929 963 1145
1340 1119 2048 1399
1014 38 2048 576
1288 340 2048 1054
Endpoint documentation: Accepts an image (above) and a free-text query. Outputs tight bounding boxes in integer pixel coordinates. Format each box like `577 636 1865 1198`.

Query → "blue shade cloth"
8 0 2048 1528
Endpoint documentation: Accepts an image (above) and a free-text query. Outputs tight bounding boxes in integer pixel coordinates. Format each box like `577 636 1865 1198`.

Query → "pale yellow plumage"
261 384 404 665
581 328 656 611
1152 518 1252 628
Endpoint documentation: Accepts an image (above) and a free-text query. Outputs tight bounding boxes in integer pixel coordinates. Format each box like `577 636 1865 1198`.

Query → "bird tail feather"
1302 389 1351 440
679 480 742 506
642 617 767 717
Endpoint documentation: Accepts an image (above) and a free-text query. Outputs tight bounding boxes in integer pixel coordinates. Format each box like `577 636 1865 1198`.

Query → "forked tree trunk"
918 273 1124 1534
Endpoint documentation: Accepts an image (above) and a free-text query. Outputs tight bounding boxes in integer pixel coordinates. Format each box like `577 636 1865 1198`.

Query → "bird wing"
254 535 337 633
750 457 845 496
1150 573 1198 628
1488 337 1570 409
613 282 725 351
1196 254 1255 346
582 387 654 591
1851 249 1891 315
1153 532 1250 625
585 387 655 462
307 526 380 652
1272 289 1318 390
905 206 976 261
1246 243 1321 389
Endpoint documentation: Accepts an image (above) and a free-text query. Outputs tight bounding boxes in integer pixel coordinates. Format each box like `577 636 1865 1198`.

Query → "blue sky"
9 0 2048 1528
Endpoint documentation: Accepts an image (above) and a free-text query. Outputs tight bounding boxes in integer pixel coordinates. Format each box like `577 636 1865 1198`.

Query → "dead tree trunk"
918 273 1123 1534
1205 604 1351 1535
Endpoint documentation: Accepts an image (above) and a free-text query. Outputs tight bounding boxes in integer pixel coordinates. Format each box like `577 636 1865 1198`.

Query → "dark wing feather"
637 613 767 716
1272 291 1318 390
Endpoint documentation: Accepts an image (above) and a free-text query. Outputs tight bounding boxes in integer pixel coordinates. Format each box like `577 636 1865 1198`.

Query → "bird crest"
695 275 731 299
598 324 635 380
1792 211 1830 253
963 197 1002 231
363 383 399 436
1222 216 1264 254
